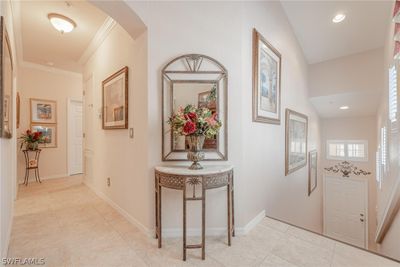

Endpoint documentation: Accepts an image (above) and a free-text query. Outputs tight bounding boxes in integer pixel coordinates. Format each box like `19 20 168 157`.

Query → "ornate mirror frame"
162 54 228 161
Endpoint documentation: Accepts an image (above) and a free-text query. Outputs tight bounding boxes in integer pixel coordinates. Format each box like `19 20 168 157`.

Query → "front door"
324 175 368 248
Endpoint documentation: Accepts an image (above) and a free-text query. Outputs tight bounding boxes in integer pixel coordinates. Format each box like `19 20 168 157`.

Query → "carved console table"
155 165 234 261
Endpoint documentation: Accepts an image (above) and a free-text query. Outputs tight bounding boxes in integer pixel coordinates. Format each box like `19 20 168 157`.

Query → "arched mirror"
162 54 227 161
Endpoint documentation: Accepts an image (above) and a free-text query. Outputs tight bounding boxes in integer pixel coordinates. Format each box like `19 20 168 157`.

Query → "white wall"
16 65 82 181
0 0 18 259
321 116 377 251
376 3 400 259
82 23 150 231
127 1 322 234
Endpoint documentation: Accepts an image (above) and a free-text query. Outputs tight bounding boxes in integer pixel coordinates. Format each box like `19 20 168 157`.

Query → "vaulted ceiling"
281 0 392 64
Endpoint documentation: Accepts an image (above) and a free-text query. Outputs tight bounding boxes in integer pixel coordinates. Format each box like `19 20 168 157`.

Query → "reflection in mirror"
172 82 218 151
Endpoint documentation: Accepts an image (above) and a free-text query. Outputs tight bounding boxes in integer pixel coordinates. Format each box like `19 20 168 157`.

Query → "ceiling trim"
20 61 82 79
78 16 116 65
9 0 23 66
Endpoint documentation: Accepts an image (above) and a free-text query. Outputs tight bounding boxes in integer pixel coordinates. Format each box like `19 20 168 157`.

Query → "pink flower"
183 121 196 135
206 113 218 126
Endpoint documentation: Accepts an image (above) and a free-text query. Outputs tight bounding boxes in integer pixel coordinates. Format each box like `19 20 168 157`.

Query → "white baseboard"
239 209 266 235
158 210 266 238
18 173 69 184
83 181 152 237
83 180 265 239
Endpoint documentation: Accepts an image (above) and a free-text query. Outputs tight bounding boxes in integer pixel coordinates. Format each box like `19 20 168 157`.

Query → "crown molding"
20 61 82 79
78 16 116 65
9 0 23 66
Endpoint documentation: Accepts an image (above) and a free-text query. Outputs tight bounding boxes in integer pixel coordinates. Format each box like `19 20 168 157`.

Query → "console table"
22 149 42 186
155 165 234 261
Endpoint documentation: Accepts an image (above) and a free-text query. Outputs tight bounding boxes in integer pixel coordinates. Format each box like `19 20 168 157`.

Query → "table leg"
231 172 235 237
227 183 232 246
24 169 28 186
157 185 162 248
201 179 206 260
183 181 187 261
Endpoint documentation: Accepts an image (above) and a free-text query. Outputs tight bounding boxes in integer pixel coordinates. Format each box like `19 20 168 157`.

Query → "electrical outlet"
107 177 111 187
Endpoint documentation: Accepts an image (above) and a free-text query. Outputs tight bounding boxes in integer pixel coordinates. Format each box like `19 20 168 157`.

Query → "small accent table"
22 149 42 186
155 165 234 261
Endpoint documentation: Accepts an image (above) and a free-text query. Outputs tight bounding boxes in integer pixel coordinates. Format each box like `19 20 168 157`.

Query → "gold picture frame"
252 28 281 125
31 124 57 148
16 92 20 129
102 66 128 129
285 109 308 175
30 98 57 124
308 150 317 196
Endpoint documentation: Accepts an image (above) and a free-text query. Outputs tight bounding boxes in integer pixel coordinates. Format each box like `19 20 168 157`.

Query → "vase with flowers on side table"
168 104 221 170
19 129 46 185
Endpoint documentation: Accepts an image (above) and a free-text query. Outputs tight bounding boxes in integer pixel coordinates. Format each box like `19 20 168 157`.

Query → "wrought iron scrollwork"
324 161 371 178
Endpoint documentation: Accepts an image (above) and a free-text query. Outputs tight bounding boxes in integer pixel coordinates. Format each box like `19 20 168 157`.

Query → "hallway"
7 178 399 267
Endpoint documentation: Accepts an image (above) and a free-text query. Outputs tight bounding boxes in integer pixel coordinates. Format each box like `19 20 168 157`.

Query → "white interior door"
323 175 368 248
68 98 83 175
83 75 94 183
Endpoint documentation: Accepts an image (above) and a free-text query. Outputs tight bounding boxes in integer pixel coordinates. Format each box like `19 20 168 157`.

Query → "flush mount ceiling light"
332 13 346 23
339 106 349 110
48 13 76 33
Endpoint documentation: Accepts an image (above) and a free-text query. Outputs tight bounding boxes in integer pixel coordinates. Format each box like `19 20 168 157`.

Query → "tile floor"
7 176 400 267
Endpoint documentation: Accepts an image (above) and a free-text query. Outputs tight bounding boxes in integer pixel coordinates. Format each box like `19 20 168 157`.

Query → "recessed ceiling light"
339 106 349 110
48 13 76 34
332 13 346 23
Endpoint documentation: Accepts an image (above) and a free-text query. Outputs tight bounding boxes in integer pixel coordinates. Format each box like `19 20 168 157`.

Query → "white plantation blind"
376 150 382 189
381 127 387 168
389 65 398 125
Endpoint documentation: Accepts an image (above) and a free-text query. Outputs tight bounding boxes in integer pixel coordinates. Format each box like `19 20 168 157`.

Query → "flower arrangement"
168 104 221 138
19 130 46 150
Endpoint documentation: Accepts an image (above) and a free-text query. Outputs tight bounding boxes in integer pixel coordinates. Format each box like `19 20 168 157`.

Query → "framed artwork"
16 92 20 129
252 28 281 124
285 109 308 175
31 124 57 148
0 16 13 138
102 66 128 129
308 150 317 196
30 98 57 124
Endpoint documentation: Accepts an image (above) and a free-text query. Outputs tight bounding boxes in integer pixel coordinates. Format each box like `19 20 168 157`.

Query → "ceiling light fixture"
332 13 346 23
48 13 76 34
339 106 349 110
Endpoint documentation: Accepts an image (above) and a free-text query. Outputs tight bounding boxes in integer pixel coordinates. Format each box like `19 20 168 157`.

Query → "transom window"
326 140 368 162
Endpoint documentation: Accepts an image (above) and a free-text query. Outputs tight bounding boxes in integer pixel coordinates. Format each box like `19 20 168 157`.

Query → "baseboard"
83 180 265 239
83 181 153 237
159 209 266 238
237 209 266 235
18 173 69 184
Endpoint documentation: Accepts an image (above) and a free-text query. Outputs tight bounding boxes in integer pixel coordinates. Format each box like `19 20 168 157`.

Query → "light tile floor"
8 177 400 267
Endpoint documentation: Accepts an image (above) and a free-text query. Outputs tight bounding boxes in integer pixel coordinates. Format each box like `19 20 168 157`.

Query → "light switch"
129 128 134 139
